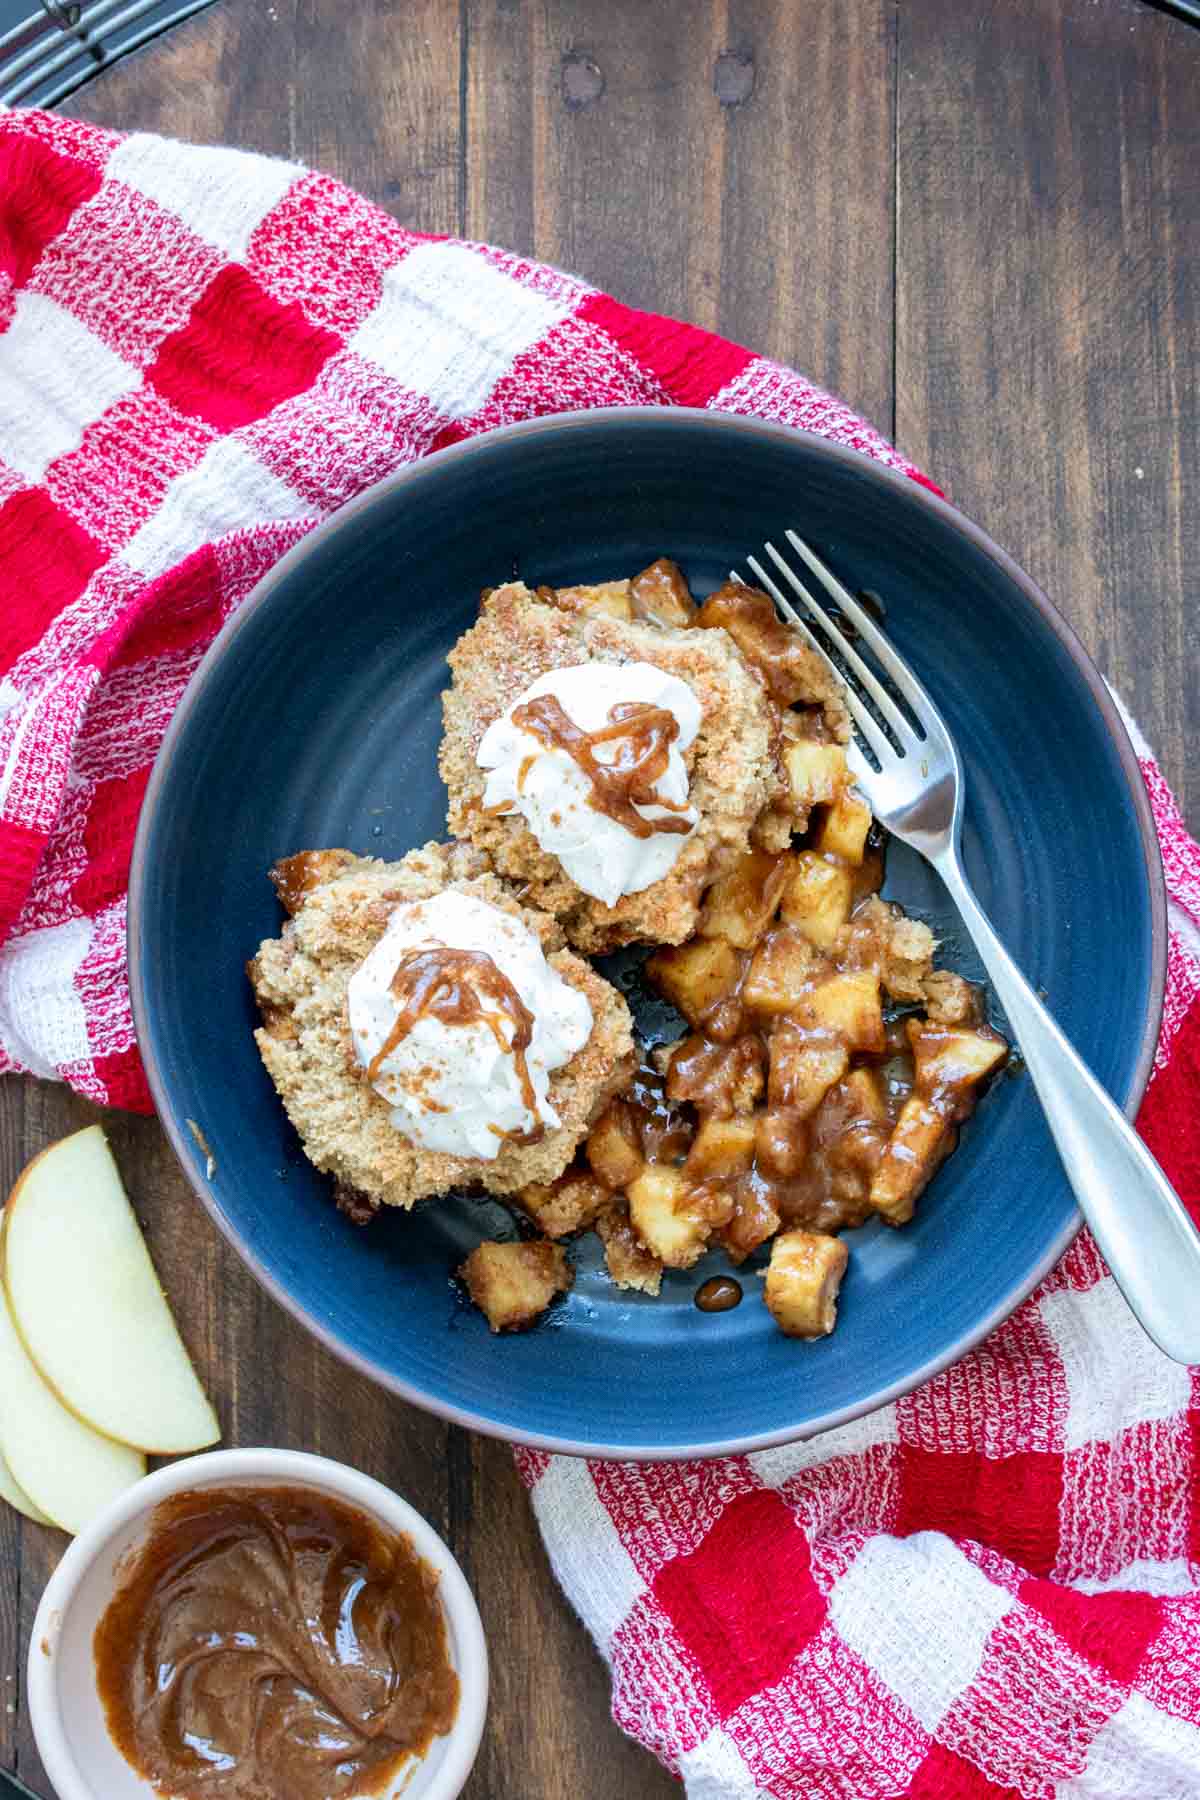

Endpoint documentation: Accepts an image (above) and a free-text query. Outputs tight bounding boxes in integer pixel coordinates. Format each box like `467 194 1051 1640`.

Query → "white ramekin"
27 1447 488 1800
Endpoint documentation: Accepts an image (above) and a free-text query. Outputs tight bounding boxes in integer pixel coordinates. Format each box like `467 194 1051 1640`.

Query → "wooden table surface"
0 1 1196 1795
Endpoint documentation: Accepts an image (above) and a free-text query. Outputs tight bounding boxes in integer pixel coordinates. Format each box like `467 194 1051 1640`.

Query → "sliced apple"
0 1444 53 1527
4 1126 219 1454
0 1276 143 1534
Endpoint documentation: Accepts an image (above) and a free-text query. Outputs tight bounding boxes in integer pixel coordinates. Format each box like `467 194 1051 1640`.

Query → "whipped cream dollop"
476 661 702 907
347 890 593 1160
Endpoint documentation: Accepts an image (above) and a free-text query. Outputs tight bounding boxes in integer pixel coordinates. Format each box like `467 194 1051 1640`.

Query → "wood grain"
61 0 464 230
466 0 896 429
896 0 1199 829
0 0 1184 1794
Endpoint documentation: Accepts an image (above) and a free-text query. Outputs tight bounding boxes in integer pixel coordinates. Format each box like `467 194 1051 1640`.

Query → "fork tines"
733 531 927 766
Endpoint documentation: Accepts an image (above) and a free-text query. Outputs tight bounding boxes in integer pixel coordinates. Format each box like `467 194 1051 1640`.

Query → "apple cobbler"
469 563 1008 1338
438 566 833 951
248 841 634 1211
251 558 1007 1341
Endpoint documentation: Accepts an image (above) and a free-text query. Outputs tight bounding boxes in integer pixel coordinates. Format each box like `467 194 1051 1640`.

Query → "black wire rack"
0 0 220 106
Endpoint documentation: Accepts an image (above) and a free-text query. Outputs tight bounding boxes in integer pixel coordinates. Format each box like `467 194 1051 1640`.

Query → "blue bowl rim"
127 405 1167 1461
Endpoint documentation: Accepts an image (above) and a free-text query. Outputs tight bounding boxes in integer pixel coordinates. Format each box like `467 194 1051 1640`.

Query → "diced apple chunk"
697 849 794 948
627 1167 712 1269
720 1180 782 1263
515 1170 608 1238
647 937 743 1027
585 1101 645 1192
908 1021 1008 1093
780 853 856 950
755 1107 812 1178
742 927 819 1015
630 558 696 627
768 1026 849 1115
696 585 831 706
869 1096 953 1225
666 1033 766 1116
763 1230 849 1338
783 740 849 809
744 928 820 1015
551 579 633 621
685 1115 757 1184
792 969 885 1052
816 791 873 865
839 1066 888 1124
459 1239 573 1332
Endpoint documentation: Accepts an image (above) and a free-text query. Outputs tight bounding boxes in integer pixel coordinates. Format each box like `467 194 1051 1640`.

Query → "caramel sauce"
93 1486 459 1800
621 809 1000 1250
627 1063 694 1164
511 694 693 839
270 849 354 917
367 946 544 1144
695 1275 743 1312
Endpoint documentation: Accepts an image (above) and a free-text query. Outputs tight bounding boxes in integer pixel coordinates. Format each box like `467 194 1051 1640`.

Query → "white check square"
829 1532 1012 1733
1055 1690 1200 1798
106 134 302 263
350 242 572 419
1040 1280 1192 1449
530 1457 645 1650
0 293 138 483
121 438 310 578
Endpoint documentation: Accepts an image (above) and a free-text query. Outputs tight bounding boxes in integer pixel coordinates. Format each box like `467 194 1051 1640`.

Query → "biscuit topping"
477 662 701 905
347 891 593 1158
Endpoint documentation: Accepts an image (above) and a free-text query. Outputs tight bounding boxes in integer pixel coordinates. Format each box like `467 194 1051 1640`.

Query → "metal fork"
737 529 1200 1365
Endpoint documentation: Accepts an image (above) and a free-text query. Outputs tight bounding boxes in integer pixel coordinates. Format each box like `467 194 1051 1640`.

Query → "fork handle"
934 849 1200 1365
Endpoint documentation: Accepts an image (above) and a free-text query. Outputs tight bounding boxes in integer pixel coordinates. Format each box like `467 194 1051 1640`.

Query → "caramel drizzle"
367 947 544 1144
510 694 693 840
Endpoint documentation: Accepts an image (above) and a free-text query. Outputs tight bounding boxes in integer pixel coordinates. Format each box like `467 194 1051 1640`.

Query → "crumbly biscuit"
249 840 635 1212
439 582 782 952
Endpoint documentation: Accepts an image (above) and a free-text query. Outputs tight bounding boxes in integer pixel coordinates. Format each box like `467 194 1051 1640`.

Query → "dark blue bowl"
129 409 1164 1458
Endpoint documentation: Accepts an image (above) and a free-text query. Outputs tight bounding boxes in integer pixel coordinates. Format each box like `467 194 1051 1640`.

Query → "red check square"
245 170 428 338
0 132 102 292
906 1741 1024 1799
88 1046 152 1113
1019 1576 1163 1685
653 1487 826 1719
73 766 151 918
579 292 753 405
148 265 338 431
894 1447 1064 1578
0 488 104 668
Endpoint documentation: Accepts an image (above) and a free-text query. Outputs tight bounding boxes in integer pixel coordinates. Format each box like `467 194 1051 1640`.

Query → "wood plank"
896 0 1200 830
62 0 463 230
466 0 897 427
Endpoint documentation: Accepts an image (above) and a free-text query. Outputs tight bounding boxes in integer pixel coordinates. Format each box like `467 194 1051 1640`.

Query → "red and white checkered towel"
1 111 1198 1798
